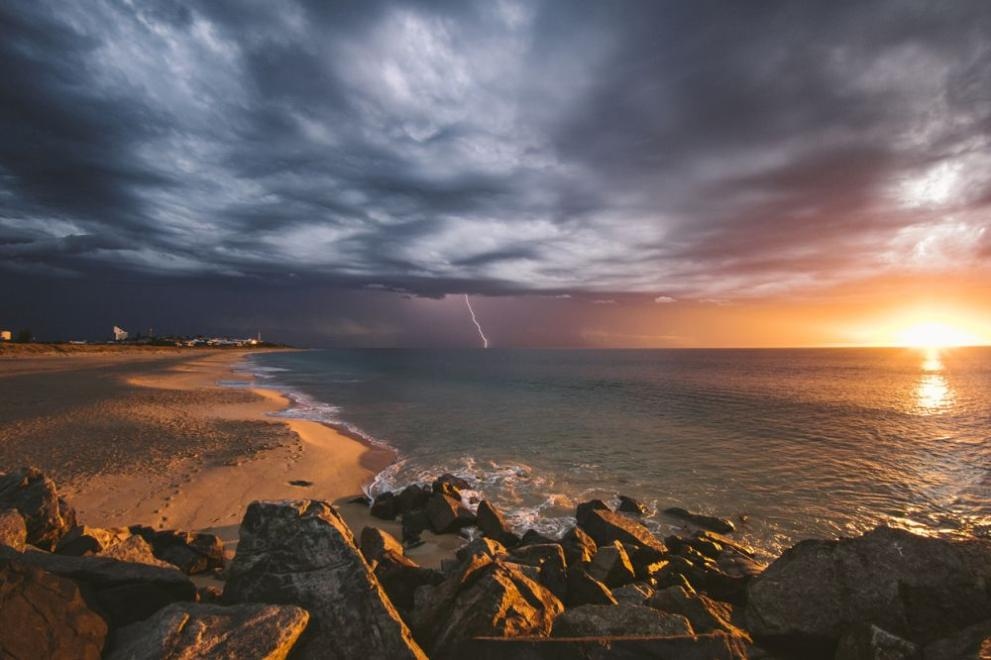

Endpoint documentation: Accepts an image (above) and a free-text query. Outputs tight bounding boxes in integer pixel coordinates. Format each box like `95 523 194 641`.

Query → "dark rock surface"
223 499 426 659
0 558 108 660
509 543 568 601
0 545 195 627
431 473 469 497
425 492 475 534
401 509 430 545
575 499 610 526
0 508 26 550
565 566 618 607
128 526 225 575
664 507 736 534
922 619 991 660
579 508 666 552
476 500 520 546
452 633 749 660
551 603 693 637
560 526 596 565
833 623 918 660
107 602 309 660
0 467 77 550
648 584 746 638
746 525 991 650
371 491 399 520
617 495 649 516
373 549 445 615
397 484 430 514
520 529 557 547
587 541 636 587
611 582 654 605
360 526 406 564
456 536 508 564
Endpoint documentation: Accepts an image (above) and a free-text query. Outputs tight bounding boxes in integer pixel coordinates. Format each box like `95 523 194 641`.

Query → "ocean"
239 347 991 559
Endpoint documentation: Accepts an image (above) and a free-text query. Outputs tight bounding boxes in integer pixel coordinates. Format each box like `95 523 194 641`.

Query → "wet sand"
0 347 461 568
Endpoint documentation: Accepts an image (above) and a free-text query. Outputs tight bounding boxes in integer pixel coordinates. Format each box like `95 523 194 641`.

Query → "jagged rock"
612 582 655 605
664 507 735 534
456 536 508 564
566 565 617 606
425 492 476 534
371 491 399 520
397 484 431 514
561 526 596 565
411 554 495 636
360 526 406 564
696 530 756 558
107 602 309 660
100 535 174 568
450 632 749 659
551 604 693 637
57 526 131 556
588 541 636 587
402 509 430 545
625 542 668 579
717 548 765 582
575 499 610 526
746 526 991 650
477 500 520 546
648 585 748 639
0 509 26 550
432 473 470 497
129 526 225 575
0 559 108 660
834 623 918 660
414 558 564 659
197 584 223 603
0 467 77 550
510 543 568 601
373 549 445 614
520 529 558 546
579 508 666 552
923 619 991 660
0 545 195 627
617 495 648 516
223 500 425 659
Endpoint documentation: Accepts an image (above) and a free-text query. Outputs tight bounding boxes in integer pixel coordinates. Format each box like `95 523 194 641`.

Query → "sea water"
240 347 991 559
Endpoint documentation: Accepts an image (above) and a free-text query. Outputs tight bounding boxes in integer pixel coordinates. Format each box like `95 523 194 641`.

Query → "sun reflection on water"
915 348 953 412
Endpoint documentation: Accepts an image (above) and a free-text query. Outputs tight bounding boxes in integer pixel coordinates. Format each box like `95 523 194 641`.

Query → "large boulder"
360 526 406 564
57 526 172 568
0 559 108 660
425 492 476 534
397 484 431 514
416 559 564 659
0 545 195 627
617 495 649 516
575 499 610 527
664 507 735 534
0 509 26 550
579 508 666 553
923 619 991 660
0 467 77 550
551 604 693 637
509 543 568 601
128 526 225 575
834 623 918 660
223 499 425 659
432 473 470 497
371 491 399 520
612 582 655 605
106 602 309 660
560 526 596 565
746 526 991 650
587 541 636 587
372 549 445 615
456 536 508 564
566 565 617 606
450 633 749 659
477 500 520 546
648 585 747 639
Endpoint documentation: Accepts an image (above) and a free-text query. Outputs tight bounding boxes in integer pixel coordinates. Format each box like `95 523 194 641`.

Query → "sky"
2 1 990 347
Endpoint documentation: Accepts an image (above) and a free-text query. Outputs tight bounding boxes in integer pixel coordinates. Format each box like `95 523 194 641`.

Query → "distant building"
0 330 10 342
113 326 129 342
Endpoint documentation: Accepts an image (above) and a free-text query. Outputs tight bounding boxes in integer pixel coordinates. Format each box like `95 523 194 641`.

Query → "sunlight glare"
895 322 978 349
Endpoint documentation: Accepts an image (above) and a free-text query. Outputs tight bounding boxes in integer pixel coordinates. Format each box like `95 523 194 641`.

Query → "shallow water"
242 347 991 559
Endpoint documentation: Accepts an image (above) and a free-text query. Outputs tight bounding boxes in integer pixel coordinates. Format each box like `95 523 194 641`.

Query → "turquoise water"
242 347 991 558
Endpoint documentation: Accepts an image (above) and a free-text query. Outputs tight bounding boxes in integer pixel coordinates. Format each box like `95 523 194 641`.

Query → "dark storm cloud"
2 0 990 299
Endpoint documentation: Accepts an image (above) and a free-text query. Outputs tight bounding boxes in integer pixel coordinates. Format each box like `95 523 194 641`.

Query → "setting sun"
895 322 980 348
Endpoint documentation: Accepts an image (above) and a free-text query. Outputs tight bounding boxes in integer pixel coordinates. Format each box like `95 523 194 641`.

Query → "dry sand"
0 347 461 568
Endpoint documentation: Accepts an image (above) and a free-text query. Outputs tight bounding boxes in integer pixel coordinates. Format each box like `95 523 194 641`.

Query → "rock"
0 467 77 550
746 526 991 650
128 526 225 575
432 473 470 497
371 491 399 520
575 499 610 526
450 632 749 660
510 543 568 601
696 530 756 558
664 507 736 534
360 526 406 564
197 584 223 603
415 559 564 659
0 545 195 627
223 500 425 659
477 500 520 546
579 508 666 553
923 619 991 660
617 495 649 516
625 542 668 579
612 582 655 605
0 509 26 550
587 541 637 587
100 535 174 568
57 525 131 556
348 494 371 505
717 547 766 581
551 604 693 637
397 484 430 514
520 529 558 546
425 492 476 534
373 549 445 614
456 536 508 564
0 559 107 660
566 565 617 606
107 602 309 660
411 553 495 637
648 585 747 639
402 509 431 545
560 526 596 565
834 623 918 660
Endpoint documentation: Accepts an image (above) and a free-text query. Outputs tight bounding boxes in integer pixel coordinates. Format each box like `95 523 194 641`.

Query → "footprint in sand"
288 479 314 487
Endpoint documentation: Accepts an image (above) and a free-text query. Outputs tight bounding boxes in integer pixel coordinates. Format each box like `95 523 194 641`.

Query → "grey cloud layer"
2 0 990 298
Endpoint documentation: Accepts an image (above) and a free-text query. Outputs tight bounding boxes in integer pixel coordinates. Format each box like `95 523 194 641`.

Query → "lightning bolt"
463 294 489 348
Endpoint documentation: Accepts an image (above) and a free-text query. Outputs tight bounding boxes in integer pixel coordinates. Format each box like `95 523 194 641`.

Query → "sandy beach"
0 346 459 567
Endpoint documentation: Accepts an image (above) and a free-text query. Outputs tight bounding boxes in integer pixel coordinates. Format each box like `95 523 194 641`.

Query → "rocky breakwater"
4 464 991 659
